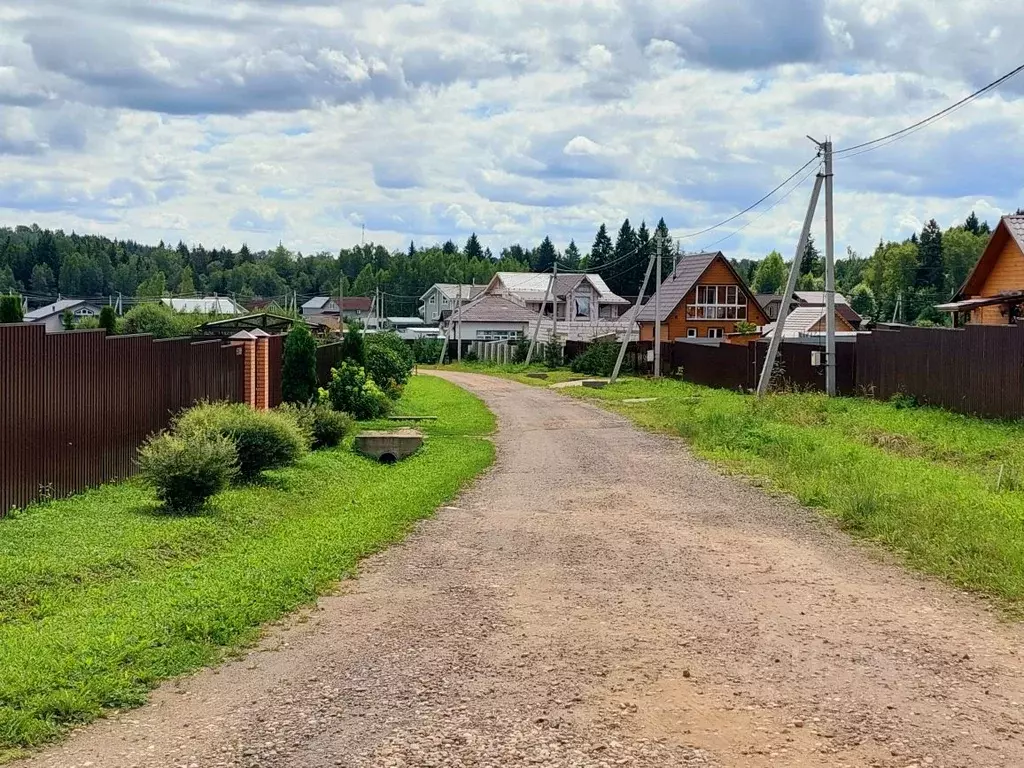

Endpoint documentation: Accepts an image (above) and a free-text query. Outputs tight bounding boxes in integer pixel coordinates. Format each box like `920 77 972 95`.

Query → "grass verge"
424 362 588 388
450 363 1024 608
0 375 494 757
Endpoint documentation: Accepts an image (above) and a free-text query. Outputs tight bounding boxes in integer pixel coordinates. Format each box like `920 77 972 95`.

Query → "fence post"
229 331 258 408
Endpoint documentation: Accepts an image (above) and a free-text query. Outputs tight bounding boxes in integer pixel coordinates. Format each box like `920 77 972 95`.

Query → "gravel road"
18 372 1024 768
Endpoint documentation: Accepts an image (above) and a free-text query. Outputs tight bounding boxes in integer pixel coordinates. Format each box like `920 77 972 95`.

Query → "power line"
673 155 821 240
699 161 823 251
835 62 1024 158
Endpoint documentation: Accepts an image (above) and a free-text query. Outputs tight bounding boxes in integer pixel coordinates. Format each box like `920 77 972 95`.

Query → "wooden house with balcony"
637 251 768 342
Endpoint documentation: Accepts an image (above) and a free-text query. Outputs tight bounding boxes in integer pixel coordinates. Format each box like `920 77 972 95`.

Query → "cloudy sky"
1 1 1022 261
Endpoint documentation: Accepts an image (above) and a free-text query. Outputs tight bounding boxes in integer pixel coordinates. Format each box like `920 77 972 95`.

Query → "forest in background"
1 208 1015 323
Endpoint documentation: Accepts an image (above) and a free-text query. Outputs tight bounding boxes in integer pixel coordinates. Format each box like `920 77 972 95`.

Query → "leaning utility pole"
610 248 657 385
654 233 663 378
526 273 555 366
756 170 825 396
823 138 837 396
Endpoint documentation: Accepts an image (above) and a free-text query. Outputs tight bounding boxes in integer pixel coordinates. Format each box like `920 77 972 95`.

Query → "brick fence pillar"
254 334 270 411
229 331 258 408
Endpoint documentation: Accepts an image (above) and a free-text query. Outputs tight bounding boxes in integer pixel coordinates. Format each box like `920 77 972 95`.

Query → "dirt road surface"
18 372 1024 768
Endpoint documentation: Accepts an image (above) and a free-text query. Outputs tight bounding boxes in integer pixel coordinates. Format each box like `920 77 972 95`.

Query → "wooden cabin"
937 215 1024 325
636 251 768 341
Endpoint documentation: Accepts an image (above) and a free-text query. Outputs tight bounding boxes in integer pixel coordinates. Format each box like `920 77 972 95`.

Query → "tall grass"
0 376 494 756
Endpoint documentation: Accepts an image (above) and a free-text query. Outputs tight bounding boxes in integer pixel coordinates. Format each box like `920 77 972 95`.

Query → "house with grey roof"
24 299 103 333
301 296 374 321
453 271 634 342
418 284 486 324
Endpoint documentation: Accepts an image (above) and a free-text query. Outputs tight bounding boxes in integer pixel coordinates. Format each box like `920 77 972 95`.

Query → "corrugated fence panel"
267 334 284 408
854 324 1024 419
1 328 246 514
316 342 345 388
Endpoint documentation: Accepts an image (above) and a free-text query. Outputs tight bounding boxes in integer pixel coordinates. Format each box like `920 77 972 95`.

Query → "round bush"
278 403 354 450
327 362 393 420
570 342 619 376
365 344 408 399
175 402 309 480
137 432 237 513
366 332 415 375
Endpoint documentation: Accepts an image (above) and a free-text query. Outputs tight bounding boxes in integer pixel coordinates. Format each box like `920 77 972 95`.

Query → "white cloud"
0 0 1021 261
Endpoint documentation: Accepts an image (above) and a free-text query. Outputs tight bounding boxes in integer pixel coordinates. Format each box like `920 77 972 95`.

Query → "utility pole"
339 272 345 331
456 283 463 361
757 170 825 396
526 273 556 366
552 262 559 364
823 138 837 396
654 233 663 378
610 249 657 385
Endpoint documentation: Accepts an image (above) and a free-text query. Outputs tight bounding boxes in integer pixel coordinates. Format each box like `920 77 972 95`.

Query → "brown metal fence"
1 324 245 513
856 324 1024 418
267 333 284 408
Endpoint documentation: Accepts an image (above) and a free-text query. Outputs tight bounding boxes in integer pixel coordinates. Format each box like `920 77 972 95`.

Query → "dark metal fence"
856 324 1024 418
1 324 245 514
267 333 284 408
315 342 345 387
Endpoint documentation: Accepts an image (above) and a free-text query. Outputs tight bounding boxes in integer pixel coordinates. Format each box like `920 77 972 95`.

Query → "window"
687 285 747 321
574 296 590 319
475 329 523 341
708 328 723 339
74 307 97 317
599 304 613 319
687 328 697 338
429 295 436 305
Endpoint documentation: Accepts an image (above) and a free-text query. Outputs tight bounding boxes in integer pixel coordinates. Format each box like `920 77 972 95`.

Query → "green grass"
556 378 1024 606
0 376 494 757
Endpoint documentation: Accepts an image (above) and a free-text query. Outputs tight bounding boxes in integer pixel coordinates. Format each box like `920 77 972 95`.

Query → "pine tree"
589 224 613 273
917 219 944 291
655 218 673 279
609 219 637 295
464 233 483 260
562 240 582 270
407 241 416 259
534 236 557 272
635 221 652 296
801 235 823 278
964 211 981 235
441 240 459 256
61 309 75 330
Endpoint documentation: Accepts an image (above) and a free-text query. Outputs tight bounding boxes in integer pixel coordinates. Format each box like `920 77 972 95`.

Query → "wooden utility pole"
610 249 657 385
526 273 555 366
456 283 463 362
654 233 663 378
823 138 837 396
756 171 825 396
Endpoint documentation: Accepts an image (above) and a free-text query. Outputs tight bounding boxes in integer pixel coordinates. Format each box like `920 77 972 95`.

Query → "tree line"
1 208 1010 322
734 210 1017 324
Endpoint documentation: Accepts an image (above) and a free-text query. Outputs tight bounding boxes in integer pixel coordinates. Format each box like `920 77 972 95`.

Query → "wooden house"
636 251 768 341
937 215 1024 325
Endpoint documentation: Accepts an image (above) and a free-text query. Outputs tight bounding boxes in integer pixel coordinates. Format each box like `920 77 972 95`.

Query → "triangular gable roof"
955 215 1024 300
635 252 761 323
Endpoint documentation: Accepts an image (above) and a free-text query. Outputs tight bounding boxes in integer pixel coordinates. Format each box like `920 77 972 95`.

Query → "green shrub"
367 331 415 373
341 320 366 366
98 306 117 335
570 341 619 376
175 402 309 480
279 403 354 449
61 309 75 331
411 336 444 364
282 323 318 404
513 338 531 363
137 432 237 513
543 340 562 369
365 344 410 398
327 362 393 420
0 294 23 323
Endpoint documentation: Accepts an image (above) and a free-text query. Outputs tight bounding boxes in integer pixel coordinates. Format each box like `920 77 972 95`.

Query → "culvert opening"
379 453 398 465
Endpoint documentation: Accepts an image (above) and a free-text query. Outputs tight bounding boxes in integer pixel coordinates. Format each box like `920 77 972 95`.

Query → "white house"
161 297 245 315
24 299 103 333
418 284 486 324
440 272 637 343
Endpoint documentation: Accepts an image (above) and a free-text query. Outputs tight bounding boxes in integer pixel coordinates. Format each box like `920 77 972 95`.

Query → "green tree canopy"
751 251 787 294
